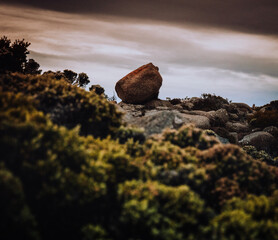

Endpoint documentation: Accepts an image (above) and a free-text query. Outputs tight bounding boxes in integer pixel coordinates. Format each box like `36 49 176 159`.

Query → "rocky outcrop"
115 63 162 104
114 64 277 157
118 103 210 137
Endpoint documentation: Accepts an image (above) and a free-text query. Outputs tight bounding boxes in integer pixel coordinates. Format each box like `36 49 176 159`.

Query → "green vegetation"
0 73 122 137
1 36 278 240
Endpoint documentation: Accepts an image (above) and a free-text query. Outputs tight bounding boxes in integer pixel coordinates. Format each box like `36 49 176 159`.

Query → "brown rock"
226 121 250 133
115 63 163 104
144 99 173 109
239 131 278 155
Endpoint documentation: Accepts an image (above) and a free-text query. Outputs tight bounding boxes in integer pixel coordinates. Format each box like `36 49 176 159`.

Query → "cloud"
0 4 277 105
2 0 278 35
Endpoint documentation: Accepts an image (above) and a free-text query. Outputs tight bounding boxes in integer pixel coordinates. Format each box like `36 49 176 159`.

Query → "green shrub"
243 145 277 166
117 180 209 240
114 126 146 144
199 144 278 209
210 193 278 240
0 167 40 240
162 124 219 150
0 73 122 137
1 80 278 240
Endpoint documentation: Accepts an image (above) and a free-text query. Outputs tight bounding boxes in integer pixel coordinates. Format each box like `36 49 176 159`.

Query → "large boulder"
239 131 278 155
115 63 163 104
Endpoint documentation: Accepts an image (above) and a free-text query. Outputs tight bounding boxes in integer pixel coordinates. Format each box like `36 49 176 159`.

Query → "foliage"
89 84 105 95
117 180 209 240
0 36 41 74
115 126 146 144
243 145 277 166
1 65 278 239
192 93 229 111
248 110 278 128
0 167 40 240
210 192 278 240
162 124 219 150
0 73 122 137
43 70 90 88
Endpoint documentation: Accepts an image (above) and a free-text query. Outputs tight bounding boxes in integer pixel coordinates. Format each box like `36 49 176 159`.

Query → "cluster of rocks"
115 63 278 159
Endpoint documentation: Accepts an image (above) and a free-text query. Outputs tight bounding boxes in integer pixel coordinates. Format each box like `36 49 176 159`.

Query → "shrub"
169 98 181 105
192 94 229 111
248 110 278 128
0 73 122 137
114 126 145 144
117 180 209 240
210 193 278 240
1 77 278 240
162 124 219 150
199 144 278 209
243 145 277 166
89 84 105 95
0 167 40 240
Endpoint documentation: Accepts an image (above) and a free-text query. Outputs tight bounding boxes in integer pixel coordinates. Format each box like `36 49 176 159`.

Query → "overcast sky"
0 1 278 105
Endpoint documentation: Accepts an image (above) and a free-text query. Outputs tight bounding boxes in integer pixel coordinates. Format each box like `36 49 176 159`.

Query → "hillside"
1 37 278 240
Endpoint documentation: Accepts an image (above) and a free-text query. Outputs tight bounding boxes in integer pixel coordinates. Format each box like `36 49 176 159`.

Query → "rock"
212 127 238 144
128 110 184 136
217 135 230 144
224 104 238 114
226 122 249 133
239 131 278 155
263 126 278 139
208 109 229 126
181 109 229 127
144 99 173 109
124 110 210 137
181 101 194 110
115 63 162 104
231 103 252 113
229 113 239 121
229 132 239 144
180 113 211 129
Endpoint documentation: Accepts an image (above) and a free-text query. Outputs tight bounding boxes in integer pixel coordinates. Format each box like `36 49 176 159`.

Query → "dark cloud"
2 0 278 35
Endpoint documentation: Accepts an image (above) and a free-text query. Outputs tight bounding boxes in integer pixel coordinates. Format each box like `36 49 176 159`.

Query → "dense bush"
210 192 278 240
43 70 90 88
0 73 122 137
248 109 278 128
1 69 278 239
192 93 229 111
243 145 277 166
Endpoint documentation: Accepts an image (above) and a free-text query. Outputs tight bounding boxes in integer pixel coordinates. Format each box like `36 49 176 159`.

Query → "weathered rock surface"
226 122 250 133
264 126 278 139
116 97 278 156
118 105 210 136
239 131 278 155
115 63 162 104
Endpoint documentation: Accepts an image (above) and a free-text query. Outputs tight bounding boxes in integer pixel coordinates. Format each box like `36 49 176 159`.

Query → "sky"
0 1 278 106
